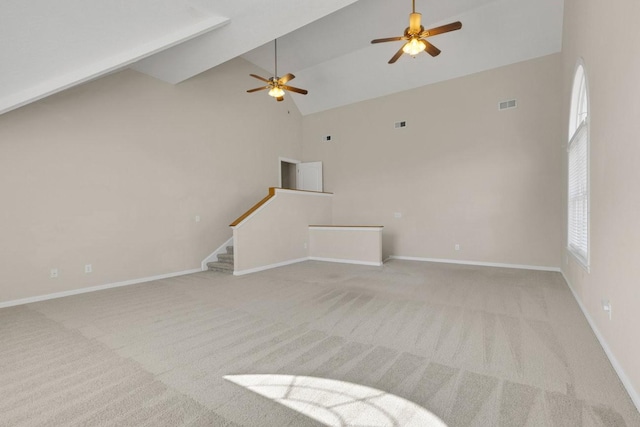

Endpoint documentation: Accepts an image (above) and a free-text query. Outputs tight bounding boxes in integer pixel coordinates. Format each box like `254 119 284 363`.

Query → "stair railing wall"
231 188 333 275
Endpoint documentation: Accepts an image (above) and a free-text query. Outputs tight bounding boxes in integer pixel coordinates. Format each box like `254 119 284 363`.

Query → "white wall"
233 190 332 273
561 0 640 406
309 226 383 266
302 54 563 268
0 58 303 303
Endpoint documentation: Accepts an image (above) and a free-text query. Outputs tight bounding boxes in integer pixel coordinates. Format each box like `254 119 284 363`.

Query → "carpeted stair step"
217 253 234 263
207 261 233 273
207 246 234 273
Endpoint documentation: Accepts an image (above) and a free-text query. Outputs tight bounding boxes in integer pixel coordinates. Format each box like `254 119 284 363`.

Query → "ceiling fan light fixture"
370 0 461 64
268 86 285 98
403 38 426 56
246 39 308 100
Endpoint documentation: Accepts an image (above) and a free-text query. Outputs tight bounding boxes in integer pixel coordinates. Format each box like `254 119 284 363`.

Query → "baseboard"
309 257 383 267
388 255 561 272
560 270 640 412
201 236 233 271
233 258 309 276
0 268 201 309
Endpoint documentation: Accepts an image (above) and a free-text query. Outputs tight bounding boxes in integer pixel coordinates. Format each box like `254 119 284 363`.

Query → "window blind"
568 121 588 264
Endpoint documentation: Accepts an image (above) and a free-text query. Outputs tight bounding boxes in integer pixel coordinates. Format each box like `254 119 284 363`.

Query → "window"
567 63 589 267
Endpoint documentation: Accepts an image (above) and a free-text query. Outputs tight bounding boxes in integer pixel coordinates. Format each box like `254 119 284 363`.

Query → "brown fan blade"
389 44 406 64
249 74 270 83
276 96 284 102
421 21 462 38
371 36 406 44
278 73 295 84
422 40 441 57
247 86 269 93
281 85 308 95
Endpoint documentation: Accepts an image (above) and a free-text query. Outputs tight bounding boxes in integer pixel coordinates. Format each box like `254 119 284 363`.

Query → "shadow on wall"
224 374 448 426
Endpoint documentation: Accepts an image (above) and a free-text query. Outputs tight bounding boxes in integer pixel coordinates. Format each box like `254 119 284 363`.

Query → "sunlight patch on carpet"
224 374 448 426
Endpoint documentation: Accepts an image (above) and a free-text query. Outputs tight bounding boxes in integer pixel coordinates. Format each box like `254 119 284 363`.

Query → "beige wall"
0 58 303 303
232 190 332 273
561 0 640 403
309 227 383 266
302 54 563 267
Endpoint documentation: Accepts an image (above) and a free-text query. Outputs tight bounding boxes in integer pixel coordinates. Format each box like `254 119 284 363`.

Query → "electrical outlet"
195 215 201 222
394 212 402 219
455 244 460 251
85 264 92 274
50 268 58 278
304 242 308 249
602 299 612 320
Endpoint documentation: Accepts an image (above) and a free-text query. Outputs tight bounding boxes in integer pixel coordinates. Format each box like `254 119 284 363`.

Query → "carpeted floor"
1 260 639 426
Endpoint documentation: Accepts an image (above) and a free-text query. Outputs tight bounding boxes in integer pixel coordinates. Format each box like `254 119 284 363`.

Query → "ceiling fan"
371 0 462 64
247 39 308 102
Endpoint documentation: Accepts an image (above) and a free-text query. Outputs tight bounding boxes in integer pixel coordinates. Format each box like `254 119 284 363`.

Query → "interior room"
1 0 639 425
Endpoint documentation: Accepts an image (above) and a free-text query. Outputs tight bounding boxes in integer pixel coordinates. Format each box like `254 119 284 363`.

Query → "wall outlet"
455 244 460 251
85 264 92 273
601 299 612 320
50 268 58 278
195 215 201 222
322 135 332 142
394 212 402 219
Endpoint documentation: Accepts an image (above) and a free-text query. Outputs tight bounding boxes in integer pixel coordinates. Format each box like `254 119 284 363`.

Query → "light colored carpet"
1 260 638 426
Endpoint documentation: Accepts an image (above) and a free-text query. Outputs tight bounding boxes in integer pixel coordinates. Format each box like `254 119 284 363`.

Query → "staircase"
207 246 234 273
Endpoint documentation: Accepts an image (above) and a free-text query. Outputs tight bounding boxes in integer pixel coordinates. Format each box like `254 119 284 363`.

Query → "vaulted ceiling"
1 0 563 116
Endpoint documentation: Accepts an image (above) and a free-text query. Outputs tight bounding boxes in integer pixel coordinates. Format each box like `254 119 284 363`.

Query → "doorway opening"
278 157 324 192
279 157 300 190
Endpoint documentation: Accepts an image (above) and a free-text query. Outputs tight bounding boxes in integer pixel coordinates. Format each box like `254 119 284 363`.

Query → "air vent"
394 121 407 129
499 99 517 110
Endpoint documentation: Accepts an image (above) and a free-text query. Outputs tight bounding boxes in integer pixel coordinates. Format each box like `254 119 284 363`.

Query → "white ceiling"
242 0 565 115
1 0 563 116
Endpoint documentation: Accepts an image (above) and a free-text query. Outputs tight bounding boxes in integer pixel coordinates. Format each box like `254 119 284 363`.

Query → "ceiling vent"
394 121 407 129
499 99 517 110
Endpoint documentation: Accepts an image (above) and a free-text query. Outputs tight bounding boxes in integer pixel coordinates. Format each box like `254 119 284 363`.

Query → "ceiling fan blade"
249 74 270 83
276 96 284 102
278 73 295 84
246 86 269 93
388 45 406 64
371 36 405 44
422 40 441 57
421 21 462 38
281 85 308 95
